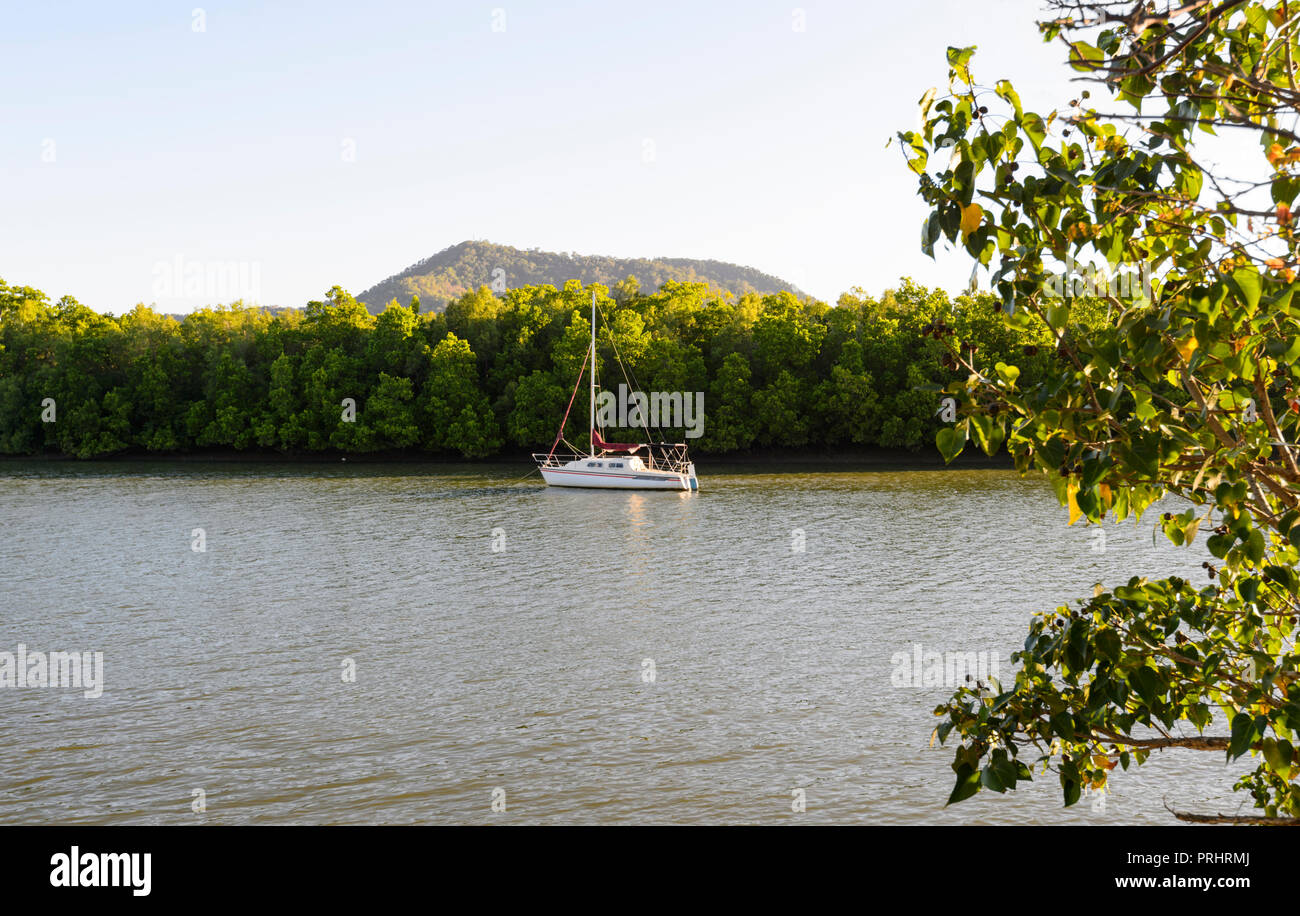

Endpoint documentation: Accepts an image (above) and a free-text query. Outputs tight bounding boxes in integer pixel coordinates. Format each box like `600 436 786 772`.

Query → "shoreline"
0 445 1013 472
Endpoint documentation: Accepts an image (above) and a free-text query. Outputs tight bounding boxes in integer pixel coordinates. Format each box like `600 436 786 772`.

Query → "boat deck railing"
533 451 693 475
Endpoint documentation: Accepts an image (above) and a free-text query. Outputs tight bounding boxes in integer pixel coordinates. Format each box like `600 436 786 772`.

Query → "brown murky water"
0 461 1250 823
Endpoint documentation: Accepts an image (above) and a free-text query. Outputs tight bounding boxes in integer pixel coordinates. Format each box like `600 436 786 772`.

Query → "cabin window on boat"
588 462 601 467
610 462 623 468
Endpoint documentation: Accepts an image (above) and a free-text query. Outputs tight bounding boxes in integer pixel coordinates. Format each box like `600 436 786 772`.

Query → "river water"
0 460 1251 824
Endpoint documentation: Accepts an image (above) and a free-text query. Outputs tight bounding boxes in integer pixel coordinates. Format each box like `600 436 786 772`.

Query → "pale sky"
1 0 1081 313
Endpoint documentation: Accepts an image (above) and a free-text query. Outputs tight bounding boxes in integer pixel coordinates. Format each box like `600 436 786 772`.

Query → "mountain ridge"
356 240 804 312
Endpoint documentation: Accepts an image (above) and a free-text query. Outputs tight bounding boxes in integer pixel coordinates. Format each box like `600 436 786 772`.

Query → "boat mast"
589 290 596 458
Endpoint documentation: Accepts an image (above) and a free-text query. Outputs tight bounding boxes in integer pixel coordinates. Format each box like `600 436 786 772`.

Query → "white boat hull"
540 459 698 490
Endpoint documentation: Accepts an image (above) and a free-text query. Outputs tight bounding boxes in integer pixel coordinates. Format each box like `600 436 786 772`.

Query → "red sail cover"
591 429 640 452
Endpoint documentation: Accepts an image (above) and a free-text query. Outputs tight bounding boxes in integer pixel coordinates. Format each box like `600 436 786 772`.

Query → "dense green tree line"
0 276 1096 459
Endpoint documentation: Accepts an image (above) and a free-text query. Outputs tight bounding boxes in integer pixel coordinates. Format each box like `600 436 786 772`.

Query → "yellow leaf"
960 203 983 240
1176 336 1198 361
1067 481 1081 526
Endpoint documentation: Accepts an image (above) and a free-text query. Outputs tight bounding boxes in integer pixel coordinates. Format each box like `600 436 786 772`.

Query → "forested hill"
356 241 804 313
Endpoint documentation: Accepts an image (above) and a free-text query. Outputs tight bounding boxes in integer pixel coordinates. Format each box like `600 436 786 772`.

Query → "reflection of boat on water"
534 293 699 491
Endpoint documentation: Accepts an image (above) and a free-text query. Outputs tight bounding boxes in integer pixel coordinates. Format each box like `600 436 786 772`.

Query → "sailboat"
534 293 699 491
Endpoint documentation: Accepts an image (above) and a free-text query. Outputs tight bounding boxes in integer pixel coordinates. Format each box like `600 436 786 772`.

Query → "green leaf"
969 414 1005 456
936 425 966 463
1228 711 1255 761
1067 41 1103 72
1246 528 1266 564
980 764 1007 793
1020 112 1047 151
921 213 941 257
1272 176 1299 207
1228 265 1262 311
1061 771 1081 807
947 764 981 805
1262 738 1294 780
1130 666 1162 708
945 45 976 85
918 86 938 121
995 80 1023 119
